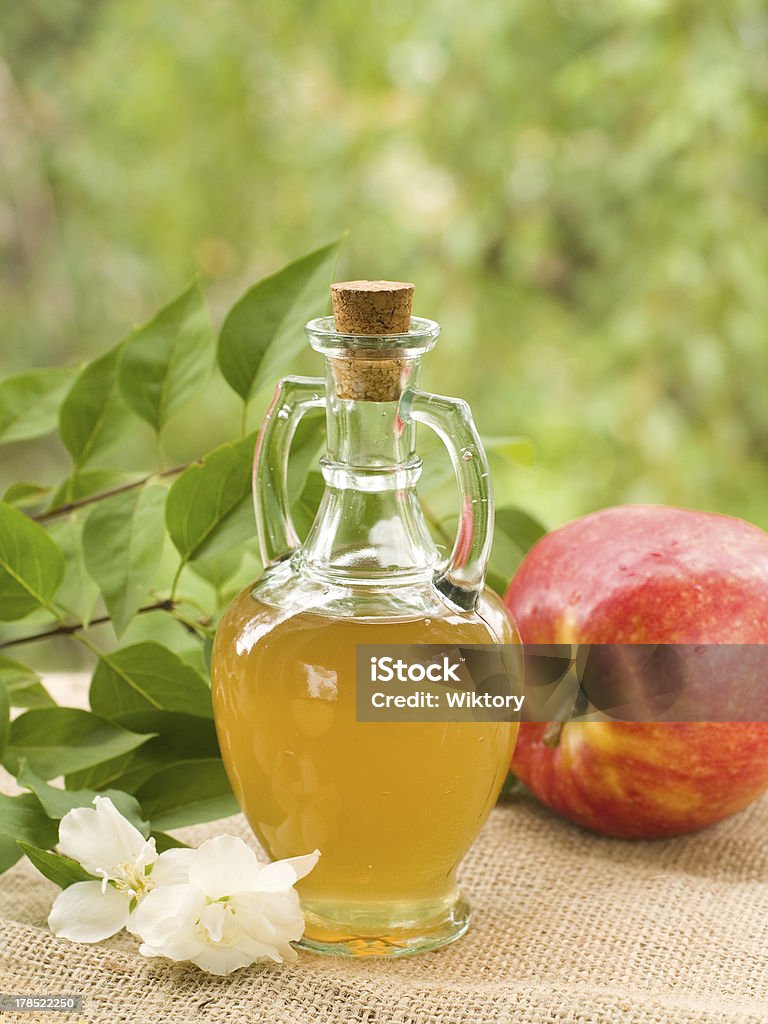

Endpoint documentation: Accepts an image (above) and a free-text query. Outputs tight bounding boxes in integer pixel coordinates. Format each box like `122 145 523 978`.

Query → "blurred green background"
3 0 768 530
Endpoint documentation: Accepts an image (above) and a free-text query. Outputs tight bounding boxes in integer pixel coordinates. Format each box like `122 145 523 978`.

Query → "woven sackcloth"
2 775 767 1024
1 671 767 1024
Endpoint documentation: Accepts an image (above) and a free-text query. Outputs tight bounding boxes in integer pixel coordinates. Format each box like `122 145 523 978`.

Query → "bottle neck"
300 357 439 584
324 359 417 468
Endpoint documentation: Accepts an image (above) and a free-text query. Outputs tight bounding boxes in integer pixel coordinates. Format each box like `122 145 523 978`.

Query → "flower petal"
234 890 304 943
188 835 261 900
199 901 227 943
48 881 131 942
190 944 256 976
254 850 320 892
58 797 153 876
224 890 304 965
150 847 195 886
235 933 289 964
129 883 206 959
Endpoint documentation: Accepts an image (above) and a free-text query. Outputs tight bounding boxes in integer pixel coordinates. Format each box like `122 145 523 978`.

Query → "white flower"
48 796 192 943
129 835 319 976
45 798 319 974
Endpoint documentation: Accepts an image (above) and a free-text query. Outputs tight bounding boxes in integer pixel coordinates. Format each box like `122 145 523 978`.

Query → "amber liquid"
212 587 517 952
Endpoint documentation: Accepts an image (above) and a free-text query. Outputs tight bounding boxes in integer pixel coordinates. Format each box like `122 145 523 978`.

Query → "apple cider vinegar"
211 281 521 955
213 589 518 951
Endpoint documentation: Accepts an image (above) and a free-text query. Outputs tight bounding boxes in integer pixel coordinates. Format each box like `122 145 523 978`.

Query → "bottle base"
297 894 471 958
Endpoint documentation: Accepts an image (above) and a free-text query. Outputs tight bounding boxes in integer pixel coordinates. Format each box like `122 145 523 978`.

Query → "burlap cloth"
2 784 767 1024
1 678 766 1024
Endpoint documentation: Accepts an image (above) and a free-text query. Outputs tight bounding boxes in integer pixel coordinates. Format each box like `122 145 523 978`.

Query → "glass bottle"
211 281 519 957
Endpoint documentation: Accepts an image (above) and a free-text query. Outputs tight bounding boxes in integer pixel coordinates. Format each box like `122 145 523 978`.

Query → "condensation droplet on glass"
461 450 474 461
424 618 431 626
277 408 290 420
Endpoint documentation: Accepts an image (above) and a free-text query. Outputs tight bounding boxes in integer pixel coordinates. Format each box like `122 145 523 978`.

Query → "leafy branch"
0 598 213 652
0 240 545 880
0 600 176 650
35 464 192 522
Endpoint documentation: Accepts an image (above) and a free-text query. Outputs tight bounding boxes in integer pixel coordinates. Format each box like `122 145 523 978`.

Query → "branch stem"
169 607 213 637
34 464 193 522
0 600 175 650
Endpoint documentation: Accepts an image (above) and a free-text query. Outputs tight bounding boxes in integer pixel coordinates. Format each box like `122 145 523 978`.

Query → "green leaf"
177 402 321 578
0 367 77 444
484 436 536 466
218 240 341 401
416 426 460 498
136 758 238 830
488 507 548 595
165 433 256 563
0 793 58 873
118 281 214 432
494 507 547 554
151 831 189 852
176 642 212 681
202 634 214 676
48 469 139 513
486 566 511 598
46 513 99 626
66 715 221 793
82 485 167 636
190 547 245 590
3 483 52 509
185 492 255 564
286 408 325 501
418 433 535 502
498 772 532 801
17 842 97 889
59 345 133 469
0 681 9 760
0 659 53 708
17 763 149 834
0 502 65 620
4 707 151 779
90 643 212 721
290 469 325 539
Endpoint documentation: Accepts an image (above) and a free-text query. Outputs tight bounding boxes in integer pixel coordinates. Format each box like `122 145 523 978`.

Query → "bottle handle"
253 376 326 567
401 389 493 610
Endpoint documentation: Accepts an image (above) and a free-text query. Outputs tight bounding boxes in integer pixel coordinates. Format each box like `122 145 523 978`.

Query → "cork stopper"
331 280 414 335
330 280 415 401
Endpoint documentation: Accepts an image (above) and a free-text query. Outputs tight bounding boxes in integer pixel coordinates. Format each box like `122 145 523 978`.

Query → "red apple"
505 505 768 838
